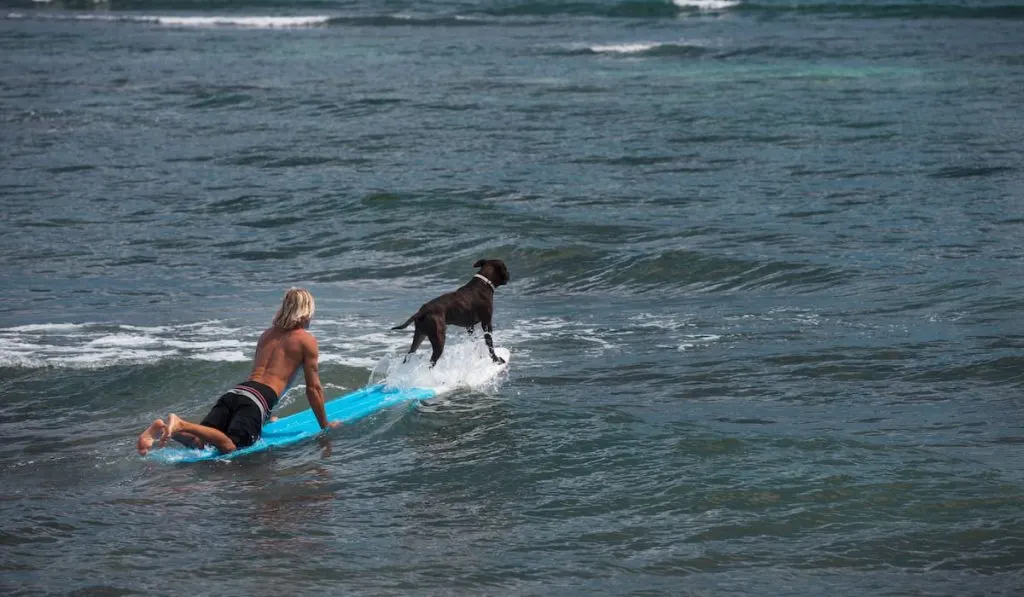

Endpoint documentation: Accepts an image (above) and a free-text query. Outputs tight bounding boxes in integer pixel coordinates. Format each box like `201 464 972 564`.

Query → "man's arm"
302 335 333 430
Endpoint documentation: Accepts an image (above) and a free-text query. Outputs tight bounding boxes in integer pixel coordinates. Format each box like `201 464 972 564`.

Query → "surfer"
136 287 340 456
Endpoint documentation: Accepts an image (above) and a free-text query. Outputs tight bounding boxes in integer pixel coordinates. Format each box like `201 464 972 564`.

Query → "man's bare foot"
137 419 167 456
162 414 184 448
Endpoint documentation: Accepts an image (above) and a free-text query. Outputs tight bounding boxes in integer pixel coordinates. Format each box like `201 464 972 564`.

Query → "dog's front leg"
481 321 505 364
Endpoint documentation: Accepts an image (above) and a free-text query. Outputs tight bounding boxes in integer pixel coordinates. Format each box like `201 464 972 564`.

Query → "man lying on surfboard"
136 287 340 456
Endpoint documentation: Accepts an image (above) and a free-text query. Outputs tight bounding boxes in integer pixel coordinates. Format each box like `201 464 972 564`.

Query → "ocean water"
1 0 1023 594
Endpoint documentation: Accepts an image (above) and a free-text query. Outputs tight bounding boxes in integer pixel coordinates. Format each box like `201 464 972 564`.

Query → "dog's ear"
473 259 486 268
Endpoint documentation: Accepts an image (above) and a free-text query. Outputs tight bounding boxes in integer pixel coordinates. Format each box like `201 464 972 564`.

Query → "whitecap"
191 350 249 362
86 334 161 348
152 16 333 29
590 42 663 54
8 12 333 29
672 0 740 10
5 322 87 332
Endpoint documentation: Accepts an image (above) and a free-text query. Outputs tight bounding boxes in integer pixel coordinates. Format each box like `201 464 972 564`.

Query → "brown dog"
391 259 510 366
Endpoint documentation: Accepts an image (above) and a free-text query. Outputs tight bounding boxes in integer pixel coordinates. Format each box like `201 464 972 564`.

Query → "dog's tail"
391 314 418 330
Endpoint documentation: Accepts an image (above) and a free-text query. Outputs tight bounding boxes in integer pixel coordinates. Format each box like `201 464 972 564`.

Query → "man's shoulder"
286 327 317 346
262 326 316 344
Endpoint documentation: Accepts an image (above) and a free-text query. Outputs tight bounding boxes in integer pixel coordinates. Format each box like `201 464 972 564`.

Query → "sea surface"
1 0 1023 595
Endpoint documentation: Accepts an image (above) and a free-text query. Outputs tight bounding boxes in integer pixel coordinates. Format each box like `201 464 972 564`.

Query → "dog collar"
473 274 495 290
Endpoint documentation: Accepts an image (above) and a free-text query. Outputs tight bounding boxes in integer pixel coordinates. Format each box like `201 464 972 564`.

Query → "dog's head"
473 259 510 288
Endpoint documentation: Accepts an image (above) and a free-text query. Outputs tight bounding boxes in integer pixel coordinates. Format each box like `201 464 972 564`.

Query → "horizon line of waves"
2 0 738 19
505 247 852 297
738 2 1024 20
7 2 736 22
4 11 335 27
8 2 1024 25
482 1 1024 19
13 0 344 9
3 11 498 28
481 0 731 19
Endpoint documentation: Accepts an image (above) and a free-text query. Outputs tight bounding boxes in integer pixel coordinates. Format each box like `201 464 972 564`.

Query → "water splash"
369 338 510 395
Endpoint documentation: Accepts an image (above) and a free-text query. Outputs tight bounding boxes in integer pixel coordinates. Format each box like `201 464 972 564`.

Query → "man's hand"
325 420 342 430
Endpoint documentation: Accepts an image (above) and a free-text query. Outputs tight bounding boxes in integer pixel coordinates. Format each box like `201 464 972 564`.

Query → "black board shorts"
200 393 264 449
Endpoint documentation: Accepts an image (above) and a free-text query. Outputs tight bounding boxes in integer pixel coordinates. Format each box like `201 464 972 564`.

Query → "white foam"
0 322 251 369
191 350 249 362
6 323 86 332
590 43 663 54
280 382 349 401
628 312 696 331
120 324 173 333
6 348 180 369
6 13 333 29
318 352 379 369
574 332 617 355
86 334 161 348
371 338 510 396
163 339 246 349
498 316 573 343
0 315 518 372
677 334 723 351
152 16 333 29
672 0 739 10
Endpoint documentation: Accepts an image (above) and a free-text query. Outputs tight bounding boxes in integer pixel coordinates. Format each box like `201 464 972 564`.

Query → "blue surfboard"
148 384 436 463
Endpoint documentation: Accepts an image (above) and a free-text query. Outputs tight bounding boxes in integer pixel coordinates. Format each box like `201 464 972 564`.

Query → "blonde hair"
273 287 315 329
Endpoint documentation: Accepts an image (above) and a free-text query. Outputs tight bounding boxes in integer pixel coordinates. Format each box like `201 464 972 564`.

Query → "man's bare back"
249 326 319 399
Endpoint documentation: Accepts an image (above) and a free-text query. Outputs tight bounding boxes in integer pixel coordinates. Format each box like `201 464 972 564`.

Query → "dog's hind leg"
427 321 446 367
404 329 426 363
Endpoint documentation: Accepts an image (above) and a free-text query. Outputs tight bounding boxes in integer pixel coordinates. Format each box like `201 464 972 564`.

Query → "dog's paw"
493 356 506 365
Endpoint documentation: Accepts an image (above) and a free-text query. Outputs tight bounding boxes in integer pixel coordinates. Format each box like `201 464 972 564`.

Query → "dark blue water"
1 1 1023 595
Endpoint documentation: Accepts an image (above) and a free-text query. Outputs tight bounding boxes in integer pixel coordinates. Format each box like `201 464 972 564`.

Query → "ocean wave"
150 15 333 27
0 321 251 369
737 2 1024 20
2 10 496 29
326 14 492 27
566 41 710 57
482 1 696 19
6 2 1023 27
505 246 850 297
673 0 739 9
0 316 516 372
5 0 344 10
4 12 335 28
483 1 1024 20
